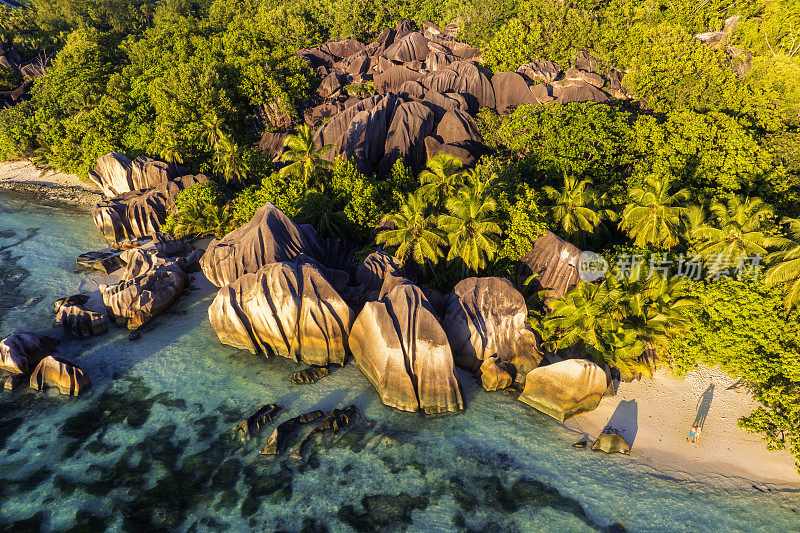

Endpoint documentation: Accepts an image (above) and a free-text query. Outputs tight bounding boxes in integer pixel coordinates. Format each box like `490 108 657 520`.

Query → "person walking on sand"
688 425 701 444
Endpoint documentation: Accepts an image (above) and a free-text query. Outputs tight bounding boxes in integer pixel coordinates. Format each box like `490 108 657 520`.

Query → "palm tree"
216 138 249 184
688 195 782 266
377 191 445 278
200 112 226 168
542 175 614 246
203 202 235 238
279 125 334 189
296 191 349 238
437 184 501 276
765 218 800 311
418 153 464 212
621 174 690 250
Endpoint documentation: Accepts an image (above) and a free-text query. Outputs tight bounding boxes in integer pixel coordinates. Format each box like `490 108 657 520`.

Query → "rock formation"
355 251 403 290
208 261 354 366
518 359 608 421
233 403 282 442
443 277 541 382
261 410 324 455
201 202 349 289
88 153 183 197
0 332 57 375
592 432 631 454
349 275 464 415
518 231 582 305
479 356 514 391
289 367 330 384
55 302 108 338
0 40 48 108
29 355 90 396
290 405 358 459
92 173 209 242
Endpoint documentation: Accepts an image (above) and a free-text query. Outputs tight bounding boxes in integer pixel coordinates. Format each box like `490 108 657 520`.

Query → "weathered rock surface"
0 332 57 375
88 153 182 197
201 202 348 289
443 277 541 381
592 432 631 454
93 173 208 242
518 359 608 421
435 109 481 144
56 304 108 338
289 366 330 384
384 32 430 62
233 403 282 442
552 80 609 104
378 100 435 176
209 261 354 366
290 405 358 459
29 355 90 397
349 276 464 415
518 231 582 304
356 251 403 290
479 356 514 391
492 71 539 113
517 60 561 83
261 410 324 455
101 262 187 330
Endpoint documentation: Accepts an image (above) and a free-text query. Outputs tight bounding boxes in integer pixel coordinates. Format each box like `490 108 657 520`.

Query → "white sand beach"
0 159 101 206
565 365 800 486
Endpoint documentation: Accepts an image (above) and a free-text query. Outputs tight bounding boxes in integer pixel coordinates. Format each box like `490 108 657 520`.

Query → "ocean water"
1 192 799 532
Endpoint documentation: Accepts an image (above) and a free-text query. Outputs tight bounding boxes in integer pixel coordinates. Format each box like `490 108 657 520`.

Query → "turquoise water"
1 192 799 532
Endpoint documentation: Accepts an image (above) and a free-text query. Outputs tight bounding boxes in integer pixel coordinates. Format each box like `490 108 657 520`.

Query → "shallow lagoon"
1 193 799 532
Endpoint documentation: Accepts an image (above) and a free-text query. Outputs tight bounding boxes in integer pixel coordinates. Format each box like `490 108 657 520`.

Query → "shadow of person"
603 399 639 447
693 383 715 428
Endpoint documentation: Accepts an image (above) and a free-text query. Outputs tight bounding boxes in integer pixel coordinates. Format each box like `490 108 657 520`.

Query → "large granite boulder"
491 71 538 113
518 359 608 421
100 262 187 330
479 356 514 391
200 202 347 289
345 93 398 175
55 304 108 338
518 231 582 304
356 251 403 290
552 80 609 104
592 432 631 454
92 174 208 242
421 61 495 111
349 276 464 415
208 261 354 366
443 277 541 382
384 32 429 62
89 153 181 197
29 356 90 397
0 332 57 375
435 109 482 144
517 60 561 83
374 65 423 94
378 101 435 176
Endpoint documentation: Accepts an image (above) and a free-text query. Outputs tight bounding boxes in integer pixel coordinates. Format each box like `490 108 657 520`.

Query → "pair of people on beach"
688 425 702 444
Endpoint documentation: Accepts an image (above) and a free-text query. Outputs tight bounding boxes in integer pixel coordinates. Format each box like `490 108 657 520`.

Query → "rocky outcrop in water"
29 355 90 396
55 300 108 338
289 367 330 384
201 202 349 289
290 405 358 459
349 275 464 415
0 332 57 375
261 410 324 455
479 356 514 391
209 261 354 366
518 359 608 421
233 403 282 442
443 277 541 384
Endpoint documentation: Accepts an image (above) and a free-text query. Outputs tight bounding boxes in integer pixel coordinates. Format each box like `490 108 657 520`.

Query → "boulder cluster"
199 198 611 419
0 40 48 108
262 21 630 176
0 332 88 396
90 153 209 242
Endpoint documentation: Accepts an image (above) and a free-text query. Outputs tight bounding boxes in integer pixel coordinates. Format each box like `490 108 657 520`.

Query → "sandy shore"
0 159 102 207
565 365 800 487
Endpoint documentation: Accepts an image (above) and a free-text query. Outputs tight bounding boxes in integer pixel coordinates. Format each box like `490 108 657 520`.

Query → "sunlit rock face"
518 359 608 421
100 262 187 330
443 277 541 383
349 275 464 415
88 153 183 197
209 261 354 367
0 332 57 375
29 355 90 397
517 231 582 305
55 304 108 338
200 202 349 290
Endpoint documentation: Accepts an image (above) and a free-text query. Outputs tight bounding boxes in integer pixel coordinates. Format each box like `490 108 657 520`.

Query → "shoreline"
0 160 102 208
564 365 800 488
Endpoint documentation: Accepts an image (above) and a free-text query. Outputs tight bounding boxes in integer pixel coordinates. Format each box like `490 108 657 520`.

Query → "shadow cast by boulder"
602 399 638 447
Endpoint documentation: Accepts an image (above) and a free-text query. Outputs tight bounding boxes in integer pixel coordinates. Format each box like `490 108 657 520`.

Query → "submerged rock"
55 304 108 338
233 403 282 443
261 410 325 455
29 355 90 397
289 367 330 384
592 432 630 455
443 277 541 382
291 405 359 459
0 332 57 375
209 261 354 366
200 202 348 289
349 276 464 415
518 359 608 421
